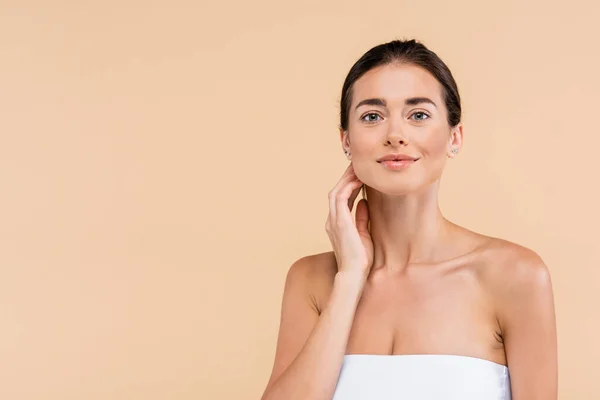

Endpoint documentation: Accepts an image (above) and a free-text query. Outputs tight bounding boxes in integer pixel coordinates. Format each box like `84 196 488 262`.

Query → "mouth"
377 159 419 169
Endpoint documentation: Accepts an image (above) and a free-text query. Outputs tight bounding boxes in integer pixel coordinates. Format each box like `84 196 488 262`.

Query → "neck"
365 181 454 274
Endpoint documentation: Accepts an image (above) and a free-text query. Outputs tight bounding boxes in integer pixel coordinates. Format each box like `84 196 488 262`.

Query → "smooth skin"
261 63 557 400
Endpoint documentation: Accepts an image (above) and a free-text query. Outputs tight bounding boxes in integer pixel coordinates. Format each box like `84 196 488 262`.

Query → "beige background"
0 1 598 399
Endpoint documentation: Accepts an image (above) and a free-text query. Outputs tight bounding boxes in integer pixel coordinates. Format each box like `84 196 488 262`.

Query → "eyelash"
360 111 431 123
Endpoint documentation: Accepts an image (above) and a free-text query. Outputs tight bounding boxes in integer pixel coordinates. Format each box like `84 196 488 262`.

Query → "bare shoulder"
287 251 337 284
477 236 552 287
475 236 554 329
476 237 557 397
262 252 339 393
286 251 338 314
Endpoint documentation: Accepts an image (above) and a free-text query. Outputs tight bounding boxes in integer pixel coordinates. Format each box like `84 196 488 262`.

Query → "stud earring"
451 148 458 155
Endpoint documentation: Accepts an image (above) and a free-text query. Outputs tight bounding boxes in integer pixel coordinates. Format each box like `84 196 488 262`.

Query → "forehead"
351 63 444 107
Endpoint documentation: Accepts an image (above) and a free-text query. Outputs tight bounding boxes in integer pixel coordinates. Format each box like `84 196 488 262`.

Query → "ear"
447 122 464 158
339 127 351 157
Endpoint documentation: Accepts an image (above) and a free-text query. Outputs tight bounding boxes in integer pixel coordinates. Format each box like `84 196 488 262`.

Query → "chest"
343 268 502 359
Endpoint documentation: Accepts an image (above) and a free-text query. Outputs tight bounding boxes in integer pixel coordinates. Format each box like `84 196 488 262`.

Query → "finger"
347 182 363 211
329 167 358 222
339 163 355 181
336 178 364 224
337 176 362 204
355 198 370 235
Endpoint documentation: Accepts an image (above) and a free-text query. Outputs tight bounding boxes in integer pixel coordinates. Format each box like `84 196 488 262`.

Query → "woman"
260 39 557 400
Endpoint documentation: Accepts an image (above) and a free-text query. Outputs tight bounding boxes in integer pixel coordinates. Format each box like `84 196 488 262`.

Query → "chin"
366 173 442 196
366 179 421 196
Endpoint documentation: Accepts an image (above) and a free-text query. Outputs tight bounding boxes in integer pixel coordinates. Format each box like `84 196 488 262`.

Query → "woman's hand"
325 163 374 279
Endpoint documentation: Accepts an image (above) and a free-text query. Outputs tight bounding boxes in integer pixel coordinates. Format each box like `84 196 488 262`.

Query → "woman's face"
341 62 462 195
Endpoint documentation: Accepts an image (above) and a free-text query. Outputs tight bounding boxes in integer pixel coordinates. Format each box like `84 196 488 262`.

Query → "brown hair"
339 38 462 131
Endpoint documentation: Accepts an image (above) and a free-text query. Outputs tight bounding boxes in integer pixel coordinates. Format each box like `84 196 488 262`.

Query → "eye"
410 111 431 121
361 112 382 123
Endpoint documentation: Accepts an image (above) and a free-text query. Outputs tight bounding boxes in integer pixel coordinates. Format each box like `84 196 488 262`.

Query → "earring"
345 150 351 157
451 148 458 155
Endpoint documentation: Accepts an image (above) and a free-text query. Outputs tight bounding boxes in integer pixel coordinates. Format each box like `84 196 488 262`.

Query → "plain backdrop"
1 0 598 399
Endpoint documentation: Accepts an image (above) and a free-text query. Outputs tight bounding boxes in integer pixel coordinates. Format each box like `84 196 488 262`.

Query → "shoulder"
287 251 337 278
285 251 338 313
478 237 552 290
477 238 557 396
477 237 554 325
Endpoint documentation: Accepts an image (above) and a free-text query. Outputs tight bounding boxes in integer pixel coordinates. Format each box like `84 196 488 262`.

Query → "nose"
384 119 408 147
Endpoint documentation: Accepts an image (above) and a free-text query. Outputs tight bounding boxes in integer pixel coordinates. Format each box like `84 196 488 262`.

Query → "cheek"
420 136 449 178
418 132 449 157
349 136 380 160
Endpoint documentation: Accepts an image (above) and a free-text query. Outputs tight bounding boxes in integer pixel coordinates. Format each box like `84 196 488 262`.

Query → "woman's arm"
260 255 366 400
493 246 558 400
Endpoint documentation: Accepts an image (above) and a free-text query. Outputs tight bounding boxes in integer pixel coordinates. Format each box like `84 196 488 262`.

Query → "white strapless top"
332 354 511 400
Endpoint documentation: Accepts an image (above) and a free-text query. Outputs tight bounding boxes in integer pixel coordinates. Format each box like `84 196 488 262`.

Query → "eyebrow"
354 97 437 110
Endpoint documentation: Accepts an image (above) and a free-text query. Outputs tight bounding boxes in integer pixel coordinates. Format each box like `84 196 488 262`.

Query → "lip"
377 153 420 162
378 159 418 170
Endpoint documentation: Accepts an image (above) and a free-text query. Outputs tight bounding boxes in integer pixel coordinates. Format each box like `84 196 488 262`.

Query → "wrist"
334 269 368 289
